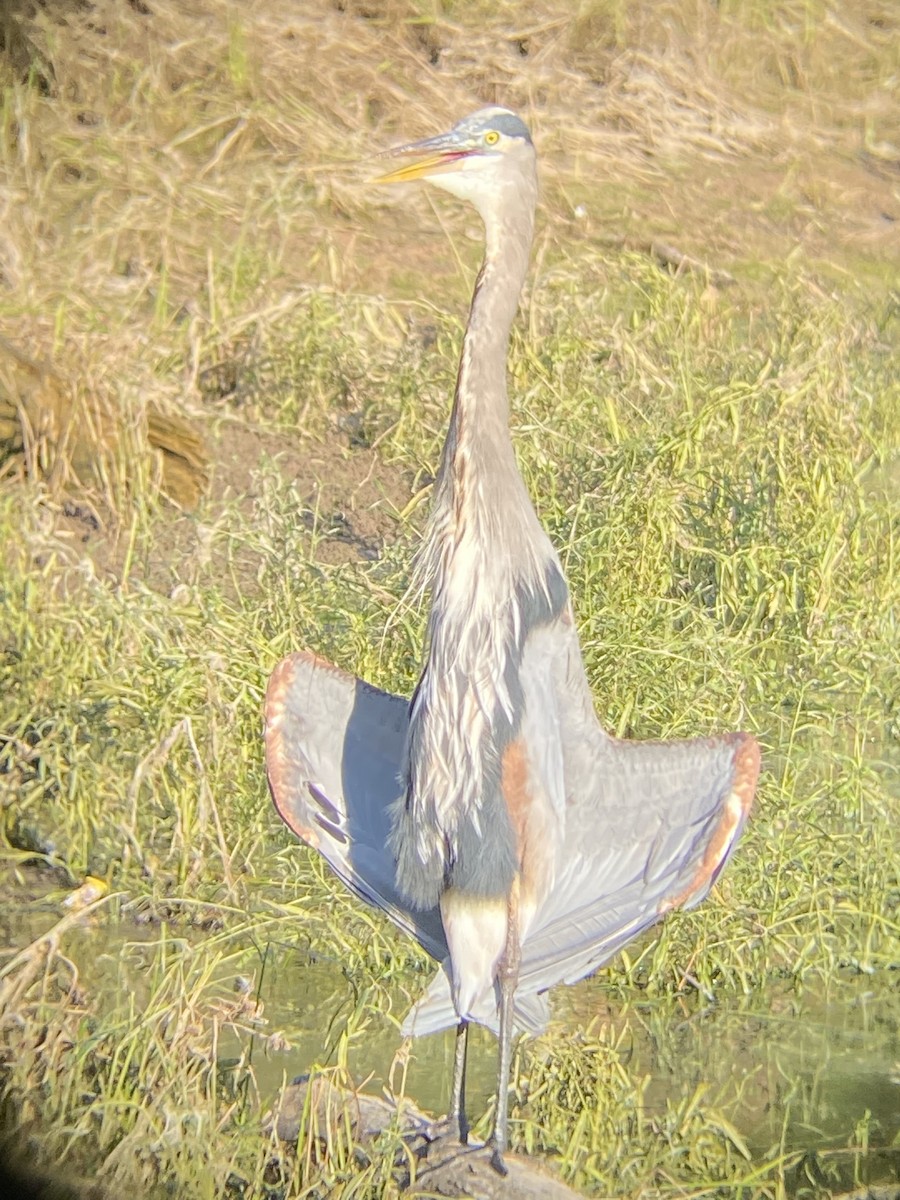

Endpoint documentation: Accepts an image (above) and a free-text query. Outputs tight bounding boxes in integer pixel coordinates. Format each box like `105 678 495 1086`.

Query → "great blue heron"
265 107 760 1174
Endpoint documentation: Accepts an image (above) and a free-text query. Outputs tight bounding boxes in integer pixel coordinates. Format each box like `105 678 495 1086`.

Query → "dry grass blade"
0 336 209 510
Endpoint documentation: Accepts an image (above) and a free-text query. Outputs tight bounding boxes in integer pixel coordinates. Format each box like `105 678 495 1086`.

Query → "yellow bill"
374 148 472 185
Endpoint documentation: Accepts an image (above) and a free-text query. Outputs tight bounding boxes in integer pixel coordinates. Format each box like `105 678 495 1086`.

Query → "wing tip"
729 731 761 817
266 650 346 714
265 650 345 850
658 730 760 914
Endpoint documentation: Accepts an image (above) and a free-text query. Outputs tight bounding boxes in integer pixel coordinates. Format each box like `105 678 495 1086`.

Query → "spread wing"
265 649 758 1037
517 729 759 997
265 651 549 1035
265 651 447 961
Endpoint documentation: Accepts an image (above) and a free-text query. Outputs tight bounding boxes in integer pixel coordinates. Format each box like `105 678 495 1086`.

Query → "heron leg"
449 1018 469 1144
490 890 521 1176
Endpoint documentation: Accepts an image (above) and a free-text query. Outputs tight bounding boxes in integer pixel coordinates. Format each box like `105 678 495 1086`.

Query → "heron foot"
432 1113 468 1146
489 1145 508 1176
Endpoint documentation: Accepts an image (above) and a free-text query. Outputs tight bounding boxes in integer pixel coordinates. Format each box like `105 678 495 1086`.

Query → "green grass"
1 0 898 1196
2 256 897 1197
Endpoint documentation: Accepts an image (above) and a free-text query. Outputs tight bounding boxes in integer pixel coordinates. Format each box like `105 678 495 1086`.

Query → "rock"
267 1077 584 1200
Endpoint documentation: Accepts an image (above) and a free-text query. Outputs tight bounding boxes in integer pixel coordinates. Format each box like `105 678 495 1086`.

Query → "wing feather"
265 647 758 1037
265 652 447 960
518 730 759 995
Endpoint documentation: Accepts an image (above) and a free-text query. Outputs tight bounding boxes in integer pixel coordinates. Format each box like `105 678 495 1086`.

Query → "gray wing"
265 648 758 1034
401 615 758 1026
518 728 759 996
265 651 448 961
265 651 550 1035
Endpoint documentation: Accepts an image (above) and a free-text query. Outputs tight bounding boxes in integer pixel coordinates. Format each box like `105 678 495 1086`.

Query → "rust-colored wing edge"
658 731 760 914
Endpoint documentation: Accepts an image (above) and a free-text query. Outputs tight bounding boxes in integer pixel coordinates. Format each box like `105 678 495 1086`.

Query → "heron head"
374 107 536 222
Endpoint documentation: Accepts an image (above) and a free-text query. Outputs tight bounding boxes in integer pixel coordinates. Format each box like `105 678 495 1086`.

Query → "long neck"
418 187 538 599
444 201 535 472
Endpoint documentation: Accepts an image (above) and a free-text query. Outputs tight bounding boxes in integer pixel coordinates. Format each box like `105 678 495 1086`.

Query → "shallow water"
245 935 899 1175
6 872 897 1191
564 973 900 1159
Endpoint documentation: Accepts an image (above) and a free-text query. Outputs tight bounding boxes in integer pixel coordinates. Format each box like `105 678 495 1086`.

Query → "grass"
1 0 898 1197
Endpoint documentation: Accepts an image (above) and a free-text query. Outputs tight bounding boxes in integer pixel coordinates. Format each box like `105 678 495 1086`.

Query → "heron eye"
484 130 500 146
